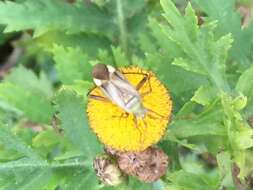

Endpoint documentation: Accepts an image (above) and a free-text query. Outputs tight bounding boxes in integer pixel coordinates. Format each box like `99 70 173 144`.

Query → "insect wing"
111 71 139 97
100 71 141 111
100 82 126 109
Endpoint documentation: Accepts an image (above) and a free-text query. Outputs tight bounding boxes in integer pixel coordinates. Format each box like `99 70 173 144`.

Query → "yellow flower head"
87 66 172 152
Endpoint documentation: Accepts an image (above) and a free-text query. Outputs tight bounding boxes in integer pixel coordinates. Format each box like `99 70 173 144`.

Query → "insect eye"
92 64 109 80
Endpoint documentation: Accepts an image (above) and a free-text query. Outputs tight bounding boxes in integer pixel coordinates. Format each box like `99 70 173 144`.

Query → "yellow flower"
87 66 172 152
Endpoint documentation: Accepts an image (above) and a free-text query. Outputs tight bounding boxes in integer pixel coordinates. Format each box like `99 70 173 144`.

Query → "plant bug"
88 64 167 128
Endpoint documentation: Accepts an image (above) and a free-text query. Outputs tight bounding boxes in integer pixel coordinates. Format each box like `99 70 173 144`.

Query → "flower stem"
0 160 88 170
116 0 128 58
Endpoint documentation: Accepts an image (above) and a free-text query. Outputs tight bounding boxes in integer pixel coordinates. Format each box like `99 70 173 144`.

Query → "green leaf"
216 151 236 189
193 0 253 63
63 172 99 190
170 99 226 139
147 18 184 59
36 31 110 58
236 65 253 117
167 170 219 190
5 169 53 190
0 126 51 189
0 25 16 46
0 125 40 160
0 0 114 38
172 57 205 75
221 94 253 151
64 80 93 100
54 89 101 162
0 145 22 162
145 17 212 108
51 45 91 84
219 94 253 179
184 3 198 41
160 0 233 92
111 46 129 67
0 82 53 124
32 129 64 154
5 65 53 98
234 127 253 149
236 65 253 97
191 85 217 106
0 157 90 190
106 0 147 19
0 66 54 123
139 25 208 109
0 123 96 190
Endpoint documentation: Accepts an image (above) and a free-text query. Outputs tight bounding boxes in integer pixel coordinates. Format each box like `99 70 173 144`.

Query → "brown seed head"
117 147 169 183
93 155 124 186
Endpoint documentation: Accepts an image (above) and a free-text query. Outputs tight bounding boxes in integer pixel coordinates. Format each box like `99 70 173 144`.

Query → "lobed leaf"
0 0 114 37
54 89 101 163
51 45 91 84
5 65 53 98
0 125 41 160
193 0 253 63
167 170 219 190
36 31 110 58
160 0 233 92
0 82 53 124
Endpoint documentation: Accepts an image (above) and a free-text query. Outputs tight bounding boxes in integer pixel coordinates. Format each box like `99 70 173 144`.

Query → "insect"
88 64 166 128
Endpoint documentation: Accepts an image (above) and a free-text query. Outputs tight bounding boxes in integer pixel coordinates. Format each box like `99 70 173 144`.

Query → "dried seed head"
93 155 124 186
117 147 169 183
104 146 121 156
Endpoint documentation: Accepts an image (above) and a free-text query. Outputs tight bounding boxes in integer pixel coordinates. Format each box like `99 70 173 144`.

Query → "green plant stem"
0 161 87 170
116 0 128 58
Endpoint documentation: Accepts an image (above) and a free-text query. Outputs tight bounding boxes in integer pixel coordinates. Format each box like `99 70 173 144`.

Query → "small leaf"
36 31 110 58
232 95 247 111
170 100 226 138
193 0 253 63
184 2 198 41
0 0 114 38
167 170 219 190
54 89 101 162
216 151 235 189
236 65 253 97
0 125 41 160
64 80 93 100
191 85 217 106
172 58 206 75
97 49 114 65
160 0 232 92
5 65 53 98
111 46 129 67
0 83 53 124
52 45 91 84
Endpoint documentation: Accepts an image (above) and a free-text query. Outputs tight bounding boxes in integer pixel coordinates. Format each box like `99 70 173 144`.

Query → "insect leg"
87 86 109 102
112 112 129 119
133 115 144 144
122 72 152 97
145 107 168 120
89 94 109 102
133 115 138 128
